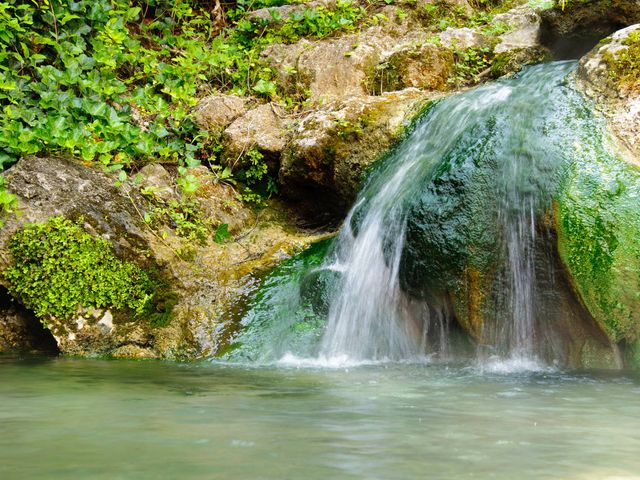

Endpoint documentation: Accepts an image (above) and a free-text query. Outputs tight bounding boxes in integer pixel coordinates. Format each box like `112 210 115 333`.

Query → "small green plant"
213 223 231 244
335 117 368 139
448 46 492 87
4 216 159 322
143 196 210 244
605 30 640 92
0 175 17 226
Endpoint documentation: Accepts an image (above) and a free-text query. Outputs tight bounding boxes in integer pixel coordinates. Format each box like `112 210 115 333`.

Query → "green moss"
3 216 161 324
556 156 640 342
604 30 640 91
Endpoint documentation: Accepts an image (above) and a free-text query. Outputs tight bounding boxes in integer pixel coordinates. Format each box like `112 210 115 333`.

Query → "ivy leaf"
213 223 231 244
253 79 277 97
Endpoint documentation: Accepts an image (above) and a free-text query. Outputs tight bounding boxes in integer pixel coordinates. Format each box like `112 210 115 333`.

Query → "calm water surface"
1 356 640 479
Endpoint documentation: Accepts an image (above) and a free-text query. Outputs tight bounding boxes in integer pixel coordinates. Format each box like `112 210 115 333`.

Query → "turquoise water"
2 356 640 479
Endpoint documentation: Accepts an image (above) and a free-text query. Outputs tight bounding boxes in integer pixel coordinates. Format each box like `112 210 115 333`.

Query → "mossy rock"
556 153 640 344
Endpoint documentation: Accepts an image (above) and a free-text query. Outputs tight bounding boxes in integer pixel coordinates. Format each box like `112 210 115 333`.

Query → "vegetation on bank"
604 29 640 92
2 216 170 324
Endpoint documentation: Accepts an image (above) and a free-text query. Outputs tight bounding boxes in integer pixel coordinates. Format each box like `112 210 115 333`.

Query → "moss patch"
556 155 640 342
604 29 640 92
3 216 159 323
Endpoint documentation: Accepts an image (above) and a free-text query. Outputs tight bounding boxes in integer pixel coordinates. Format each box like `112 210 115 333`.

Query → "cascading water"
226 60 618 367
318 61 578 364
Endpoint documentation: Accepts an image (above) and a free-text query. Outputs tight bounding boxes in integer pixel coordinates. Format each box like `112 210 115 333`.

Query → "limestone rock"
194 94 249 132
439 27 488 49
0 156 326 359
247 0 336 23
222 103 288 164
573 24 640 159
185 166 252 234
555 25 640 365
279 89 435 214
261 19 420 102
372 43 454 93
493 5 542 54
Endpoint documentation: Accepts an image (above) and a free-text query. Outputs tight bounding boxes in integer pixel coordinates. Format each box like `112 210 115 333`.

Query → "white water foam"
277 352 434 369
474 355 556 374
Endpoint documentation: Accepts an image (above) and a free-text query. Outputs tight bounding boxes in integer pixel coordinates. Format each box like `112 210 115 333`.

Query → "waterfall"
316 61 579 364
228 60 611 367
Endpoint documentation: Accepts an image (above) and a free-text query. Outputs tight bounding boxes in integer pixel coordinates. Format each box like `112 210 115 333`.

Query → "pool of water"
1 355 640 479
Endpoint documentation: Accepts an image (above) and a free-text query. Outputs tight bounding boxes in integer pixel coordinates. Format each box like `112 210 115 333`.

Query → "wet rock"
194 94 249 133
555 26 640 359
279 89 435 215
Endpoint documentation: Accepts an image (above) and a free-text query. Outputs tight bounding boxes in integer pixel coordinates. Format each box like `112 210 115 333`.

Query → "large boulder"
396 61 621 367
0 156 326 359
557 25 640 366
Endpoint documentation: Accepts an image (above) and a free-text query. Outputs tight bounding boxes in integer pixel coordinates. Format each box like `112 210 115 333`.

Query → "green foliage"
3 216 158 322
335 117 368 139
0 0 368 206
0 0 208 170
0 175 17 226
605 30 640 92
448 46 492 87
213 223 231 244
233 147 278 201
142 191 210 244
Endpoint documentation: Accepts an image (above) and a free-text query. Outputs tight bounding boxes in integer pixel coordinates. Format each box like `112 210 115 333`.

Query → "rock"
138 163 177 203
222 103 288 164
0 156 327 359
247 0 336 23
555 25 640 363
110 344 157 359
573 24 640 159
416 0 474 18
185 166 252 234
194 94 249 132
493 5 542 54
490 47 549 78
539 0 640 58
262 18 421 102
372 43 454 94
439 27 488 49
279 89 435 215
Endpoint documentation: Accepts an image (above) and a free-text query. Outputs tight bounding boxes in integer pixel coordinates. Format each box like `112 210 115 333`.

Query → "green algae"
222 240 331 362
556 150 640 342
